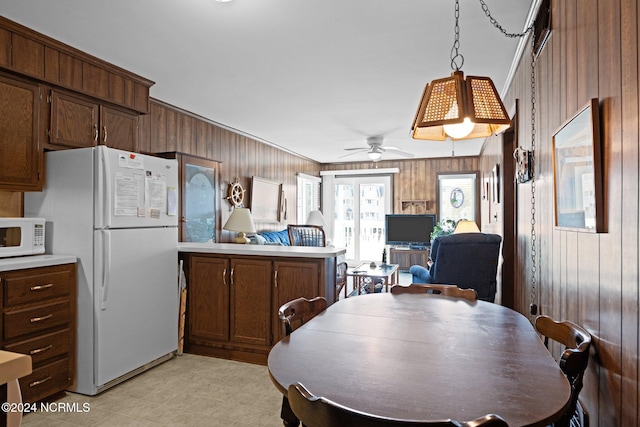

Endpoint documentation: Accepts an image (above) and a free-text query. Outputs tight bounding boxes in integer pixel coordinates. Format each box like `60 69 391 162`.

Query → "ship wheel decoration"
225 178 246 207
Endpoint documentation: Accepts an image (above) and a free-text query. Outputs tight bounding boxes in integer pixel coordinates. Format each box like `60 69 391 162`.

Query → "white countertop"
178 242 345 259
0 254 77 272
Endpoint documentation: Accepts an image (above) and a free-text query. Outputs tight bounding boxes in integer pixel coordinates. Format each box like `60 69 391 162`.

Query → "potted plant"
430 219 459 241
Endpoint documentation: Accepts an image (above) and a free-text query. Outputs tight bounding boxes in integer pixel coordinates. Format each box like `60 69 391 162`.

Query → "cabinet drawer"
4 270 70 307
4 301 70 340
19 357 71 404
4 329 70 366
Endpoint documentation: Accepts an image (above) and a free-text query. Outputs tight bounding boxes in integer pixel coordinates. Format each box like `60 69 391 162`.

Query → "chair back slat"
288 383 508 427
278 296 327 336
336 262 348 301
390 284 477 302
288 224 326 247
535 315 592 427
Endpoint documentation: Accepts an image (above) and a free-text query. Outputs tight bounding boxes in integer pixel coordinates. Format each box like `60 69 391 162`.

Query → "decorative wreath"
225 178 245 207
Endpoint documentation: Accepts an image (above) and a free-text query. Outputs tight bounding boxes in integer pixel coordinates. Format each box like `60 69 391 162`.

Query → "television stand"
390 247 429 272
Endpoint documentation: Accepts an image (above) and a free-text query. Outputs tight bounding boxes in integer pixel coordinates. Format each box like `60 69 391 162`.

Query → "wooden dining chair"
336 261 348 301
390 283 477 302
278 296 328 337
534 315 592 427
288 382 509 427
288 224 326 247
278 297 328 427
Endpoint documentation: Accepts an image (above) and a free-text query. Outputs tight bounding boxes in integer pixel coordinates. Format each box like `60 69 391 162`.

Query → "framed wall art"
250 176 282 223
552 98 604 232
492 164 500 204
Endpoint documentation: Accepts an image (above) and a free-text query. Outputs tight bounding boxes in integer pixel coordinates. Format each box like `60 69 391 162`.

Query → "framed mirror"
552 98 604 232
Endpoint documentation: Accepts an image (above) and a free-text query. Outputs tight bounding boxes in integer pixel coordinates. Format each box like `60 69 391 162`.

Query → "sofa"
409 232 502 302
250 229 291 246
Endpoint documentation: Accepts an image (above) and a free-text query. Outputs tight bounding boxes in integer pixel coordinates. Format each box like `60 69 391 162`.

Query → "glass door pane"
333 176 391 265
184 163 216 242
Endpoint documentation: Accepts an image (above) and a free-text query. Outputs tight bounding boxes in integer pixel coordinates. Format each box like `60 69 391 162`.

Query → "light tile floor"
22 271 413 427
22 354 284 427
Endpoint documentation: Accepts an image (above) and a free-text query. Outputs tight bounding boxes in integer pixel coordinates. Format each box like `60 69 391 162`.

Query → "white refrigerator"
25 146 179 395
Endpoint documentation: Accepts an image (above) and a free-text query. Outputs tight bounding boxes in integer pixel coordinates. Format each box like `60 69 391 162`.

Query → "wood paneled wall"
322 156 478 216
139 100 479 238
139 99 321 240
481 0 638 424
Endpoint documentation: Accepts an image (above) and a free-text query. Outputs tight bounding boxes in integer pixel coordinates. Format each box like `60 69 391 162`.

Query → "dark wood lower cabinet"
389 248 429 271
183 253 335 364
0 263 76 403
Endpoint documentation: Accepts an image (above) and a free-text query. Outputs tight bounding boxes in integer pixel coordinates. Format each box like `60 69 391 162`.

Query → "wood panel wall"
481 0 638 424
322 156 478 217
139 99 321 240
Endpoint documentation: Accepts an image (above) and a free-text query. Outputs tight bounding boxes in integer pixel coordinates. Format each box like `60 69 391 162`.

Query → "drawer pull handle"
29 376 52 388
30 314 53 323
30 344 53 355
30 283 54 291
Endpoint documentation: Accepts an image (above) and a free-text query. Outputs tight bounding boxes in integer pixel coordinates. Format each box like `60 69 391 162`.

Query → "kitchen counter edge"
0 255 77 272
178 242 345 259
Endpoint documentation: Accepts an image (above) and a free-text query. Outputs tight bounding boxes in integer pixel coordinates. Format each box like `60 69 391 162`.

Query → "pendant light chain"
478 0 533 38
450 0 464 71
529 34 538 315
476 0 538 314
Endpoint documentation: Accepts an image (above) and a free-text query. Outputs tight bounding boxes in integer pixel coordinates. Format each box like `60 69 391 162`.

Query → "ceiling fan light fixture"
368 150 382 161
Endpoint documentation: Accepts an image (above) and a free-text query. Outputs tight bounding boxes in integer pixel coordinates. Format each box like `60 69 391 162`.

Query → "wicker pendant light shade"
411 71 511 141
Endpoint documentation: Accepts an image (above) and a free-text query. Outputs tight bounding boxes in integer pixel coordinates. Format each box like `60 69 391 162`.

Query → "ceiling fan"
340 136 415 161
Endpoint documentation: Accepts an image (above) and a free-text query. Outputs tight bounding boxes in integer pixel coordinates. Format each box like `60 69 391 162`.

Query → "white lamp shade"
223 208 257 233
453 220 480 234
306 210 326 227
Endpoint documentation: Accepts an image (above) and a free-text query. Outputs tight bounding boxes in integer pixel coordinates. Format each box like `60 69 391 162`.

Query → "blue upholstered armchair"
409 232 502 302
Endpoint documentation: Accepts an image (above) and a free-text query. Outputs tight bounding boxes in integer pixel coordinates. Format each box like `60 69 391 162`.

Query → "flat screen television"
385 214 436 247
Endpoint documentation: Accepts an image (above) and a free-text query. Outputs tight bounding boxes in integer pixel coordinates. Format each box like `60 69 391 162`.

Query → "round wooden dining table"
268 293 571 427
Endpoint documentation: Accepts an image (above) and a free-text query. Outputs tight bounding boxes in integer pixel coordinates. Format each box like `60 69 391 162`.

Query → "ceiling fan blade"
339 150 368 159
384 148 415 158
343 147 368 151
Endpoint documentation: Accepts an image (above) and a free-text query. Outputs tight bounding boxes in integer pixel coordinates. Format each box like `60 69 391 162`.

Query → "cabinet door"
0 74 43 191
229 258 272 346
180 155 219 243
100 106 138 151
49 90 99 148
272 260 321 342
188 256 230 343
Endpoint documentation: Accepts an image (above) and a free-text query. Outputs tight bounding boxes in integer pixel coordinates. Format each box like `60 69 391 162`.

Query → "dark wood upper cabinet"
100 106 138 152
0 16 153 114
49 89 138 152
0 73 43 191
49 90 98 148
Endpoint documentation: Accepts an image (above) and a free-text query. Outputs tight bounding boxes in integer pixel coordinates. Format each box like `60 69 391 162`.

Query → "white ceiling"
2 0 534 163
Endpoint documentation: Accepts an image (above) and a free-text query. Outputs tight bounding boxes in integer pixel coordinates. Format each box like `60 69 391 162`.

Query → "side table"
347 263 399 295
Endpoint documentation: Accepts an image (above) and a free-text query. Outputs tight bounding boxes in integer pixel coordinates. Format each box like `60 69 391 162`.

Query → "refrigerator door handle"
101 231 111 310
101 147 112 229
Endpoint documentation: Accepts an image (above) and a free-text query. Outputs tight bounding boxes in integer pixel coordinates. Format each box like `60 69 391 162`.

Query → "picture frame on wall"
552 98 604 232
250 176 282 223
492 164 500 204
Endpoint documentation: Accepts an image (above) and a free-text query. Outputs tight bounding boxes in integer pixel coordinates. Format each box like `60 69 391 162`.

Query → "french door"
332 175 391 265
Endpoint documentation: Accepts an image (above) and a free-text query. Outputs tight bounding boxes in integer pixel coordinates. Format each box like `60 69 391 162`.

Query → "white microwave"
0 218 46 258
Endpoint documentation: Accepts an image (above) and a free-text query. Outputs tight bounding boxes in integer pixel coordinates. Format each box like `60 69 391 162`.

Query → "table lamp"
223 207 256 244
453 220 480 234
306 210 326 228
